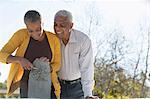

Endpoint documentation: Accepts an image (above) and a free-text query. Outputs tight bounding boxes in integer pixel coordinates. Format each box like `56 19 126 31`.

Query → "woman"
0 10 61 99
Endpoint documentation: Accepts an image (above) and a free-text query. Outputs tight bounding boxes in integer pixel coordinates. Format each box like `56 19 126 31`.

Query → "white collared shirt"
58 29 94 97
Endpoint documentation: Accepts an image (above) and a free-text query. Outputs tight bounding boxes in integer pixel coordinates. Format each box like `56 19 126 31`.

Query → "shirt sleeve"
79 37 95 97
51 36 61 99
0 30 23 63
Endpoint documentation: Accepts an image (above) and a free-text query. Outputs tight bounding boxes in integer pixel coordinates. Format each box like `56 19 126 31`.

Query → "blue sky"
0 0 150 87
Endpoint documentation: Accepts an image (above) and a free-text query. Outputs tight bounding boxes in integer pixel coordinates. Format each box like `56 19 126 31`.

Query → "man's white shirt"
58 29 94 97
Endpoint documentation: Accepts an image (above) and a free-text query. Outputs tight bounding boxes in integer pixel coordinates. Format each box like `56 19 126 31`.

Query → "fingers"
23 65 30 70
31 65 38 70
23 62 33 70
25 64 33 70
26 64 38 70
28 62 34 70
85 96 99 99
23 66 28 70
19 57 34 70
22 57 49 70
38 57 50 63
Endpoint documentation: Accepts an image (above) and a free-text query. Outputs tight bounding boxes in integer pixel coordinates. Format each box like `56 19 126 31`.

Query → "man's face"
26 20 43 41
54 16 73 39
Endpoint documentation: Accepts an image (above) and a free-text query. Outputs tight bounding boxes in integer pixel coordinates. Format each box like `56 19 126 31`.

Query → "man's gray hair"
24 10 41 24
54 10 73 22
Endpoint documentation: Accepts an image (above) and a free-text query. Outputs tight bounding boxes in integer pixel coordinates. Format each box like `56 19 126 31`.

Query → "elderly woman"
0 10 61 99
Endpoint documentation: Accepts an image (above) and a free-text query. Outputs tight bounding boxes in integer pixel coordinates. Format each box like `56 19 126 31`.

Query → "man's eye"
54 23 66 28
60 24 66 28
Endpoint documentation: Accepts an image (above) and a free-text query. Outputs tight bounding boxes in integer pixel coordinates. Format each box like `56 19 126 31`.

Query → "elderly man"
51 10 98 99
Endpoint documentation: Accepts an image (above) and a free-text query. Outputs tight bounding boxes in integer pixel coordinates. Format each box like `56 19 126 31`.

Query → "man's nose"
55 26 61 30
55 28 62 32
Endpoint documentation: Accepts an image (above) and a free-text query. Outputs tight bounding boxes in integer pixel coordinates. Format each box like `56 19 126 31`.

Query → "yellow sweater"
0 29 61 99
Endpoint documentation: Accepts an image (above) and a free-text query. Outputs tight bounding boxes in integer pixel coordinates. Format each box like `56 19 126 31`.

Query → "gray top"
28 59 51 99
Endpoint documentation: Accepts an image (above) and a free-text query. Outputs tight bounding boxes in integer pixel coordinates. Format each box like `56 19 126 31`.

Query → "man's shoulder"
73 29 90 42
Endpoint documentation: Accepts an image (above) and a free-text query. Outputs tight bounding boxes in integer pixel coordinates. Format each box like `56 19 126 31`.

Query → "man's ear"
70 23 73 29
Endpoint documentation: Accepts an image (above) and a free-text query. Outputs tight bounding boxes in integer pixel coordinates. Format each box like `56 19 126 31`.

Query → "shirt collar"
60 29 78 45
68 29 78 43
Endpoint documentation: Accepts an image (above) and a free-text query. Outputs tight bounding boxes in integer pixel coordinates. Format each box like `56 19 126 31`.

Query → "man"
53 10 98 99
0 10 61 99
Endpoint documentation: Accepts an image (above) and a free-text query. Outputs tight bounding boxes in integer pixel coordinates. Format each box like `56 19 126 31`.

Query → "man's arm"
79 37 94 98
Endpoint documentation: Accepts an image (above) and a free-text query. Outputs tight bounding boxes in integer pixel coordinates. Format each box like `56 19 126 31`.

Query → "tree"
140 31 150 97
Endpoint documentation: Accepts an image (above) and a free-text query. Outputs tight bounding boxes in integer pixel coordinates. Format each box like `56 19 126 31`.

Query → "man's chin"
56 34 63 39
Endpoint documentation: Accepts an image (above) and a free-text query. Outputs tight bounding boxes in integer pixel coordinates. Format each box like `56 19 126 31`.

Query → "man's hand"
85 96 100 99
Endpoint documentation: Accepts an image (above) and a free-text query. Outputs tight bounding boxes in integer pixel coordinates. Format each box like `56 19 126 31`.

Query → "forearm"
80 38 94 97
81 80 94 97
6 55 21 64
81 67 94 97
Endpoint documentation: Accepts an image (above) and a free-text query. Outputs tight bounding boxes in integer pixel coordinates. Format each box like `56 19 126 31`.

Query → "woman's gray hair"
54 10 73 22
24 10 41 24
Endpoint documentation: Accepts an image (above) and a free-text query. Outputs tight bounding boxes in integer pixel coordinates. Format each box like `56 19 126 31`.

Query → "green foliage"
0 82 6 89
93 57 150 98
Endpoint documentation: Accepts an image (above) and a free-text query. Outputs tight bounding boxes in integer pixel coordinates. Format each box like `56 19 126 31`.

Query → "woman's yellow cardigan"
0 29 61 99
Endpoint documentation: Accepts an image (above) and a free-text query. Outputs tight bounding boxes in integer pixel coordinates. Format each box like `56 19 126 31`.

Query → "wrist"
16 56 23 63
85 96 93 99
7 55 22 64
85 96 99 99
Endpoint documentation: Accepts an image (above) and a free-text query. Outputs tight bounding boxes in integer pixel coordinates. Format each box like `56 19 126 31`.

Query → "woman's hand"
37 57 50 63
7 55 33 70
18 57 33 70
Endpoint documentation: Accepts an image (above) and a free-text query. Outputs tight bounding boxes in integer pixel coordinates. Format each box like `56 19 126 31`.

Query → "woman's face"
26 20 44 41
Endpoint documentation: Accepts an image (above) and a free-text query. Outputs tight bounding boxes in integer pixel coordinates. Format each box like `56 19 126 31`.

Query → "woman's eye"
29 30 33 33
36 30 41 32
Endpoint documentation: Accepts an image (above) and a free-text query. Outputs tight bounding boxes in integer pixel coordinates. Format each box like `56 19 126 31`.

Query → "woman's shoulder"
14 28 28 37
15 28 28 33
45 30 58 39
